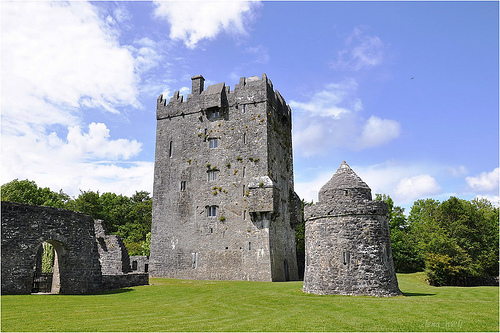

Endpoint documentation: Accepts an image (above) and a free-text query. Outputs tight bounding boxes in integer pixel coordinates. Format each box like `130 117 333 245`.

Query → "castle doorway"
32 240 65 294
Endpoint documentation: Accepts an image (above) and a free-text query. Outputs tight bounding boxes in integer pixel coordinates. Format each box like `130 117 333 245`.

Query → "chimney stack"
191 75 205 95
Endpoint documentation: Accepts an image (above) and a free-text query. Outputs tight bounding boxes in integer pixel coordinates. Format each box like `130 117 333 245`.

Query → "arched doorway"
32 240 65 294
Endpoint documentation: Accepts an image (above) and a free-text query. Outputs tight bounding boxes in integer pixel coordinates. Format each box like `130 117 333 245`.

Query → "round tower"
303 161 402 296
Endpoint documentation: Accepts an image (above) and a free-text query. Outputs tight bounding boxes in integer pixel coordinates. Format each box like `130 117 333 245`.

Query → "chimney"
191 75 205 95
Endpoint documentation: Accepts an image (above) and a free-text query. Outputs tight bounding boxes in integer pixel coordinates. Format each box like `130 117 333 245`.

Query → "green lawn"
1 273 498 332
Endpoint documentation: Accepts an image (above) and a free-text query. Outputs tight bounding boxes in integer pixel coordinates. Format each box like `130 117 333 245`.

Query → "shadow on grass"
402 292 435 297
96 288 136 295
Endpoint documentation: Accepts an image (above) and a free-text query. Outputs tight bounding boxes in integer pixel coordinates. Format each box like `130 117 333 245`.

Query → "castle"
302 161 401 296
150 74 302 282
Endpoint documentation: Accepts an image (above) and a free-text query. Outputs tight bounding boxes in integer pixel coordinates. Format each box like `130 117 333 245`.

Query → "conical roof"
318 161 372 202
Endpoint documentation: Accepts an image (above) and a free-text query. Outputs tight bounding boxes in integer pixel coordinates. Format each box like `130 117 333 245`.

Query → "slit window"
243 133 247 144
207 170 219 181
209 138 218 148
191 252 198 268
342 251 350 265
169 141 173 158
180 181 186 191
207 205 218 217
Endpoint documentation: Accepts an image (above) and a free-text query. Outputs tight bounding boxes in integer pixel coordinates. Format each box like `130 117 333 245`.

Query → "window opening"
342 251 350 265
243 133 247 144
169 141 173 158
248 242 252 250
243 167 246 178
180 181 186 191
191 252 198 268
144 264 149 273
132 261 138 270
207 170 219 181
207 205 218 217
209 138 218 148
207 108 221 121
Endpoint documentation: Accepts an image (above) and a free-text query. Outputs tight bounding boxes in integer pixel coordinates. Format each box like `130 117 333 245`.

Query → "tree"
1 179 70 208
408 196 499 286
375 194 424 272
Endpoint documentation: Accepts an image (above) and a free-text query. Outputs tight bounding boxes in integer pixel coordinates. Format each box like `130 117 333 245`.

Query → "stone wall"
1 202 103 294
150 74 300 282
95 220 131 274
130 256 149 273
1 202 149 294
101 273 149 290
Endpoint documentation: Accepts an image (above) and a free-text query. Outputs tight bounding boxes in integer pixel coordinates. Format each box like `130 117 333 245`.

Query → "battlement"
156 74 291 122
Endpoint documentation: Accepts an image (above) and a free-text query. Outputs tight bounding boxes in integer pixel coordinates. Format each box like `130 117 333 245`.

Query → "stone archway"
1 202 103 294
32 240 66 294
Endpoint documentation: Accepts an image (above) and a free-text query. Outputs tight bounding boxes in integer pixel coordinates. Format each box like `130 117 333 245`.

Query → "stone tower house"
303 161 401 296
150 74 302 282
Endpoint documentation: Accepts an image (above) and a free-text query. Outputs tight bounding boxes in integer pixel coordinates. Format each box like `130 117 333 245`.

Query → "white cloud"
153 1 260 49
332 27 385 71
394 175 442 202
356 115 401 149
1 123 152 197
290 80 400 156
290 79 360 118
1 1 155 196
466 167 499 192
1 1 140 120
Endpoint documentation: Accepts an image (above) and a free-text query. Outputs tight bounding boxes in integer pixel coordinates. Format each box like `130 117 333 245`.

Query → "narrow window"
243 133 247 144
209 227 213 233
207 170 219 181
242 185 246 197
248 242 252 250
242 104 246 113
342 251 350 265
209 138 218 148
144 264 149 273
242 167 246 178
191 253 198 268
204 129 208 142
207 205 217 217
243 210 246 220
180 181 186 191
344 190 349 197
132 261 138 270
169 141 173 158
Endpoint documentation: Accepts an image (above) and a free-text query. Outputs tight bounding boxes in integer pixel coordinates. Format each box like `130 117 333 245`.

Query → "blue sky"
2 1 498 212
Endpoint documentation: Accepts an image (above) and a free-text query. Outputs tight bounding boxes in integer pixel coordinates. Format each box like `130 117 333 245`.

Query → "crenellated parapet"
156 74 292 124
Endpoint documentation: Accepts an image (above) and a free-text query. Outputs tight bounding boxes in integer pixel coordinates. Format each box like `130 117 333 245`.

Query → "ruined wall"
129 255 149 273
150 74 299 281
1 202 102 294
95 220 131 274
1 202 148 294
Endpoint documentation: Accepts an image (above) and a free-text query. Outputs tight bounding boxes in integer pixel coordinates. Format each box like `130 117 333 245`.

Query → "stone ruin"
302 161 402 296
1 201 148 294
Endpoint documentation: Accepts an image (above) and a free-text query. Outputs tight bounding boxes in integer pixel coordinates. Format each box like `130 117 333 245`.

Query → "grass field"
1 273 498 332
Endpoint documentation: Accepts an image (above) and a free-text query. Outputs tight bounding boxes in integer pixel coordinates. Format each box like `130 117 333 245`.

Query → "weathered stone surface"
303 162 402 297
129 255 149 273
95 220 132 274
150 74 300 282
1 202 149 294
1 202 103 294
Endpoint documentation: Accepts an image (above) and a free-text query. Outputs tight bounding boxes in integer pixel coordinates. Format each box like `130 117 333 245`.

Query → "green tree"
1 179 70 208
375 194 424 272
408 196 499 285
